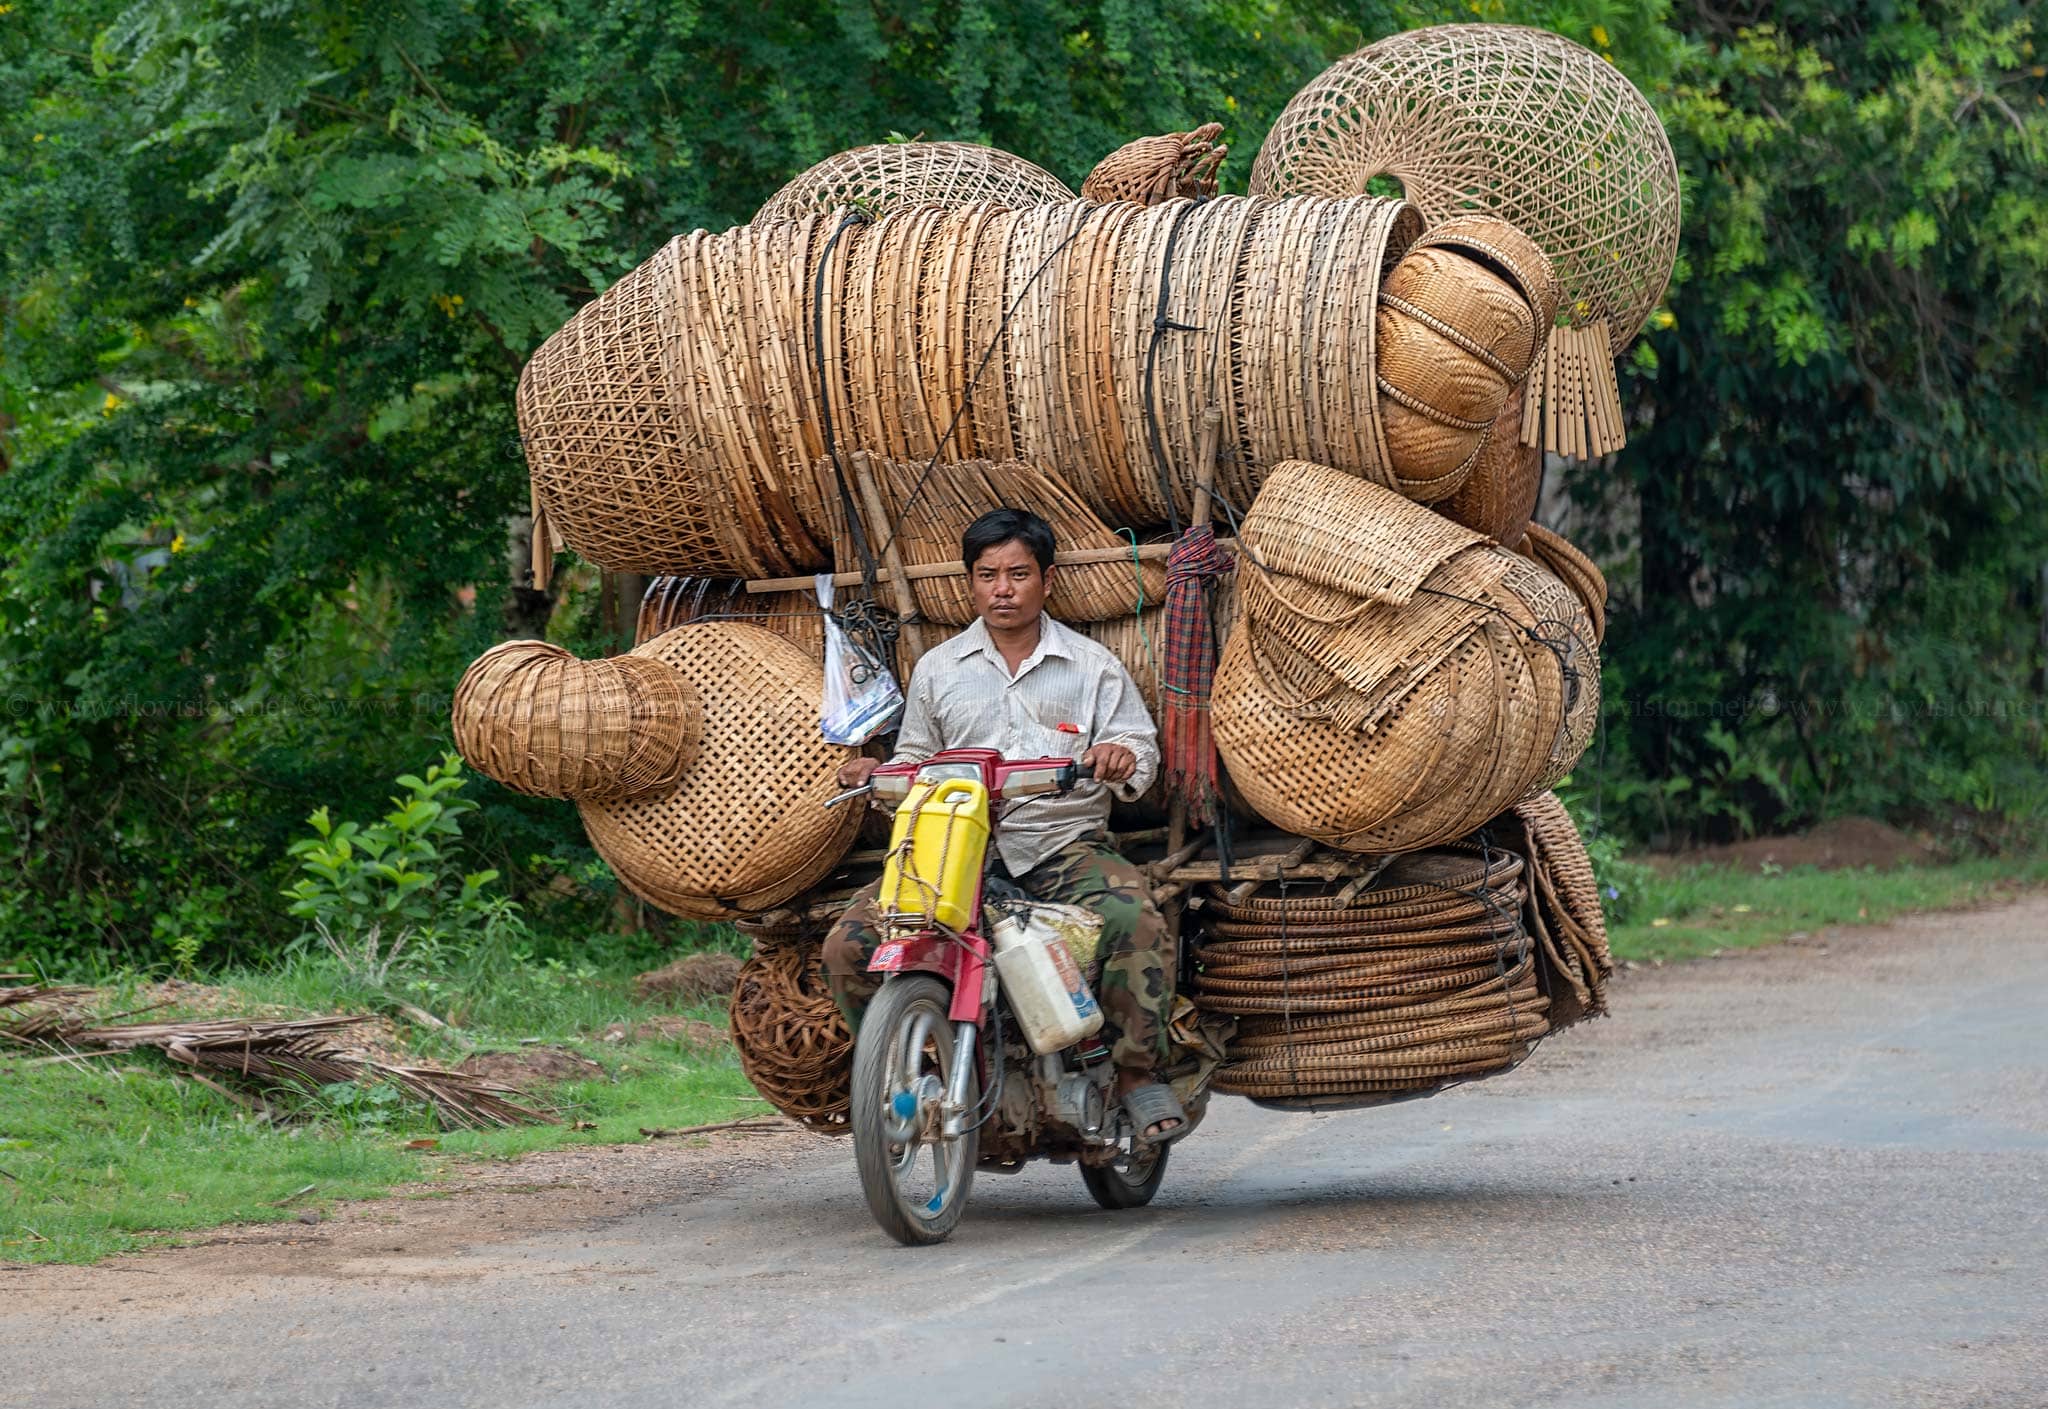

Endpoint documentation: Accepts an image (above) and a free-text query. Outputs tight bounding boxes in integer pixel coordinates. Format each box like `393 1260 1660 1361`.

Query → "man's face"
969 538 1053 630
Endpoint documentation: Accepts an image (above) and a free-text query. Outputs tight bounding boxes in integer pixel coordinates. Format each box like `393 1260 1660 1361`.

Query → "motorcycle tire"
1081 1142 1169 1211
850 975 979 1246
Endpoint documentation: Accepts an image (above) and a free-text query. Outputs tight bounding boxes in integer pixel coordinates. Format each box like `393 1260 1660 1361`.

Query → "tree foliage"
1 0 2042 969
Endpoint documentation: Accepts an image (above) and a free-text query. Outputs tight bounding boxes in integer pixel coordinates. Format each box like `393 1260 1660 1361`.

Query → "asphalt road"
9 897 2047 1408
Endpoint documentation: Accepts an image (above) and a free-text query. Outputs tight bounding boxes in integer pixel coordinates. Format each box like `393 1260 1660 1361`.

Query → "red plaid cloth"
1161 523 1234 822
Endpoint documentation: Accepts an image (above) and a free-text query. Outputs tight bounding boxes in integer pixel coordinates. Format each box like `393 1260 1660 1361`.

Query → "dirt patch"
1661 816 1944 873
455 1046 606 1087
632 952 742 1004
599 1015 729 1048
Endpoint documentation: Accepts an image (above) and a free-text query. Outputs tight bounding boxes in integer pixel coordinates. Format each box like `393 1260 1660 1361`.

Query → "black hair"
960 508 1057 572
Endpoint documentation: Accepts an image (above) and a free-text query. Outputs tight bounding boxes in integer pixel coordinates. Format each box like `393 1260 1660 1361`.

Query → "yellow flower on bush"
1591 25 1609 47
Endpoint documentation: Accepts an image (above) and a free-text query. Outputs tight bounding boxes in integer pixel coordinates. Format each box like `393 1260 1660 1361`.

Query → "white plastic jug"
989 903 1106 1056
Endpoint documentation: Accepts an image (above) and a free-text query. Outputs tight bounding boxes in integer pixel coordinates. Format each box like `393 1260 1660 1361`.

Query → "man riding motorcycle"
822 507 1187 1144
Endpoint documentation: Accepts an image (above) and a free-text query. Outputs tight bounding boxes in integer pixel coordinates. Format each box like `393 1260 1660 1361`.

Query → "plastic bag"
816 573 903 745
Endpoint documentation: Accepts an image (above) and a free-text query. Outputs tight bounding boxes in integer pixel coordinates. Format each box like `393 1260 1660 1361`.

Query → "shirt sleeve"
884 657 941 767
1093 654 1161 803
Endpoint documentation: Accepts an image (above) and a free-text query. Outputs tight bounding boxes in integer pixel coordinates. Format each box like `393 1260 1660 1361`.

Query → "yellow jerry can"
878 778 991 932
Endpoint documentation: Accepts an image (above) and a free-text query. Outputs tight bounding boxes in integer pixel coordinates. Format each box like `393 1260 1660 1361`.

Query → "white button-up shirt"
887 614 1161 875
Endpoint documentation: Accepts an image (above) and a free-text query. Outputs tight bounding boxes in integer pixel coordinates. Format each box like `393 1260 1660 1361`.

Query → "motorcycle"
829 747 1212 1246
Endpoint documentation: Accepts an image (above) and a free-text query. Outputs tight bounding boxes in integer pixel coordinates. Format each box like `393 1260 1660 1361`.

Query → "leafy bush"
282 754 527 986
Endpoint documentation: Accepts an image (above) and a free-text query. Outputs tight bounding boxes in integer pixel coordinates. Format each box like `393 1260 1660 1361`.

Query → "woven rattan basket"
451 640 699 801
1213 462 1592 850
578 622 860 920
756 142 1074 225
1080 124 1228 206
1251 25 1678 358
520 195 1558 576
1251 25 1679 455
1439 380 1541 546
1375 219 1551 501
727 943 854 1133
1519 522 1607 644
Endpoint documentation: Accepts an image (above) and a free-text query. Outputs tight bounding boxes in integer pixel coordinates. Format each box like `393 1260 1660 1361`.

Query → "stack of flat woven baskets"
515 193 1564 579
1196 846 1549 1106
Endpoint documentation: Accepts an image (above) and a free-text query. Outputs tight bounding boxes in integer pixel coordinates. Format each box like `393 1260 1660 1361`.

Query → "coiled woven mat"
1196 843 1552 1105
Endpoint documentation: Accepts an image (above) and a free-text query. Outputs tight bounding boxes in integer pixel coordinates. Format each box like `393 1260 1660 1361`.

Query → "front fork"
940 1021 979 1138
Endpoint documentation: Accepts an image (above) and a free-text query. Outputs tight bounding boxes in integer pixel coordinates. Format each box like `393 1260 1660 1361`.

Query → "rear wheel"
1081 1141 1169 1210
850 976 979 1246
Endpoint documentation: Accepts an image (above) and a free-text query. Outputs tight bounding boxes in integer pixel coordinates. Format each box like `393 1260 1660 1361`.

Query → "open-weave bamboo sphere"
1251 24 1680 354
755 141 1073 224
578 622 860 920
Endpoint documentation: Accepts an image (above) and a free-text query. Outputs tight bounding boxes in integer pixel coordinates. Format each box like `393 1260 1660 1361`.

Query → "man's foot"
1115 1067 1186 1144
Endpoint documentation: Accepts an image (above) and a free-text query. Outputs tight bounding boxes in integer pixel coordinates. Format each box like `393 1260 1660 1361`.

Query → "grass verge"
0 958 760 1266
1607 855 2048 963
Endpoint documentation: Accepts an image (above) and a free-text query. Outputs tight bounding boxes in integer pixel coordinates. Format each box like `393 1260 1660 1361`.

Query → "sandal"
1120 1081 1189 1147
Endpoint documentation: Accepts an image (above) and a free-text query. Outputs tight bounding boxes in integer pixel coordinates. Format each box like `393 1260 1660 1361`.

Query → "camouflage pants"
822 839 1173 1073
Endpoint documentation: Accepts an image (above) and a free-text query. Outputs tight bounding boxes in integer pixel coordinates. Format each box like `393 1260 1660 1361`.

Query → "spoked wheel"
1081 1140 1169 1210
850 976 979 1246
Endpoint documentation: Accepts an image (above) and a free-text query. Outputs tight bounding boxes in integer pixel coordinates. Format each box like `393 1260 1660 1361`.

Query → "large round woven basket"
578 622 860 920
450 640 699 801
1251 24 1679 358
756 142 1074 225
520 195 1538 576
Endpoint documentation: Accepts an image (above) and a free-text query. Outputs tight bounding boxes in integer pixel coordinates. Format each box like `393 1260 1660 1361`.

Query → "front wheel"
850 975 979 1246
1081 1142 1169 1210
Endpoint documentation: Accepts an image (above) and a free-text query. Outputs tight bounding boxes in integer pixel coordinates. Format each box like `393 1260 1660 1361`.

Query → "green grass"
0 956 760 1265
1607 855 2048 962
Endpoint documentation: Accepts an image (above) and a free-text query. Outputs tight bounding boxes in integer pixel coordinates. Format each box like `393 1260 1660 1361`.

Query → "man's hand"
836 756 882 790
1080 742 1136 785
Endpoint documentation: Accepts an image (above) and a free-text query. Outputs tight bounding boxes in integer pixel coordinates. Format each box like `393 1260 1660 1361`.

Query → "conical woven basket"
756 142 1074 225
578 622 860 920
451 640 699 802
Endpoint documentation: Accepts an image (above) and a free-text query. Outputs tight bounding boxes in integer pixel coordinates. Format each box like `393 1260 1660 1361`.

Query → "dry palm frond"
4 1005 552 1130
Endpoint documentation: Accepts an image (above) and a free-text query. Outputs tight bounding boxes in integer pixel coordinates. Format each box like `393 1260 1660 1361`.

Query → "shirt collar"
949 613 1076 671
